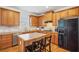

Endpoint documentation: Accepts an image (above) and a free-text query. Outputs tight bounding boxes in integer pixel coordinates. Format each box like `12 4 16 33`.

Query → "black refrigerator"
58 17 79 52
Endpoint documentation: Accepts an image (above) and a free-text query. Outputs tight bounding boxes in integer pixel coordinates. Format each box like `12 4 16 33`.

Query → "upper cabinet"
44 11 53 20
30 15 39 27
38 16 43 26
14 12 20 26
53 12 61 26
60 10 68 18
52 13 56 26
2 9 8 25
7 10 14 26
30 11 53 27
55 12 61 21
0 8 20 26
38 16 47 26
30 7 79 27
68 7 79 17
0 8 2 25
53 7 79 26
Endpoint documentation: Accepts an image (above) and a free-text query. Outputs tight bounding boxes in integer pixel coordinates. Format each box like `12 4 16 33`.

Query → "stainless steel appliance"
58 17 79 52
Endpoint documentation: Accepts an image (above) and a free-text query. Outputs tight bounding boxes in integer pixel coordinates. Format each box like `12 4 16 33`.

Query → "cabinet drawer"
2 34 13 41
2 37 12 41
0 35 2 41
2 34 13 38
1 39 12 43
0 41 12 49
0 34 13 49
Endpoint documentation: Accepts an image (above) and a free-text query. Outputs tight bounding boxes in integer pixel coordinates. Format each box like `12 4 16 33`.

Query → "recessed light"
46 6 49 8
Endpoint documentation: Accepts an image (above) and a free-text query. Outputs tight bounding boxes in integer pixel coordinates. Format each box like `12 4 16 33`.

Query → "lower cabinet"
52 32 58 45
0 34 13 49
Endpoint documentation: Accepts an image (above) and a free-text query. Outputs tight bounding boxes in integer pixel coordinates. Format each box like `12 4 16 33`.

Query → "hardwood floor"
51 44 68 52
0 46 19 52
0 44 68 52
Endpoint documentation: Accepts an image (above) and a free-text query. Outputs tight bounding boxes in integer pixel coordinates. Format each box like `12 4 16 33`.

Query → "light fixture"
46 6 49 8
44 20 52 23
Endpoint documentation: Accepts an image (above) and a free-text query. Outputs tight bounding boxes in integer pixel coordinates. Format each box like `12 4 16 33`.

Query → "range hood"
44 20 52 23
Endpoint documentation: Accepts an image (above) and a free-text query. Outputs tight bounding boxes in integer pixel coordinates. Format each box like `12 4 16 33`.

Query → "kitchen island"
18 32 52 52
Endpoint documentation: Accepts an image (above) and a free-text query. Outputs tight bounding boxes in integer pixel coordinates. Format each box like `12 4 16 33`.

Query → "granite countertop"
18 32 46 41
0 28 26 35
0 26 57 35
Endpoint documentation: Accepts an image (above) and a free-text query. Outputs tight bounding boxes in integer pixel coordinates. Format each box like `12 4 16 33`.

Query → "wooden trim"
55 6 79 12
0 6 21 12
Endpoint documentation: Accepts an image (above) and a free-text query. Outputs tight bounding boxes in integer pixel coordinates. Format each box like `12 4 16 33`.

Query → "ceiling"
9 6 74 15
15 6 69 13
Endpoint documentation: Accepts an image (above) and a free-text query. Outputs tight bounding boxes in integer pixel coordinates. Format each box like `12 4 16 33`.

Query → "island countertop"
18 32 46 41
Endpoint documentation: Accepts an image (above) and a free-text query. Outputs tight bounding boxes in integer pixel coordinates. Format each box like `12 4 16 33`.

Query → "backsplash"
0 26 27 33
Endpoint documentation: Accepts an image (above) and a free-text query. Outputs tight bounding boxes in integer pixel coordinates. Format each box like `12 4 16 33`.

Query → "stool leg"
49 36 51 52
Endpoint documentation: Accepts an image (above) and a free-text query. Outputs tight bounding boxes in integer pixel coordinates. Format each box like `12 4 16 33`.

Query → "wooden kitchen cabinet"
30 15 39 26
0 35 2 48
14 12 20 26
1 8 20 26
55 12 61 21
38 16 43 26
52 32 58 45
38 16 47 26
44 11 53 20
52 13 57 26
0 35 1 42
54 33 58 45
60 10 68 18
0 9 1 25
53 12 61 26
38 11 53 26
0 34 13 49
68 7 79 17
1 9 8 25
7 10 14 26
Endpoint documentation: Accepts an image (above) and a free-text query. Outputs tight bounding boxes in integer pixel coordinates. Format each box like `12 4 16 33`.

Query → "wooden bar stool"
45 35 52 52
26 38 42 52
25 40 33 52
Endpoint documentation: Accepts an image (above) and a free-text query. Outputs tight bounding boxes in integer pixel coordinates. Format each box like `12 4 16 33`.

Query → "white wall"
8 6 30 28
0 6 32 33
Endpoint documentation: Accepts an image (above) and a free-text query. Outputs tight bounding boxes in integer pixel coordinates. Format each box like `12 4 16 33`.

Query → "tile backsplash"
0 26 27 33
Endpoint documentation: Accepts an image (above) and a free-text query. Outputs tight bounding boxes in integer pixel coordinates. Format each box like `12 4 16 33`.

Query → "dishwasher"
13 33 19 46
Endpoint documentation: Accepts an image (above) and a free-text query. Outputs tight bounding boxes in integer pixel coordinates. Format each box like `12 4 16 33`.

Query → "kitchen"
0 6 79 52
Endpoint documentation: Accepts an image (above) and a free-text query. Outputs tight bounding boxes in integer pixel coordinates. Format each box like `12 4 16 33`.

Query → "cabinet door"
38 16 43 26
52 13 57 26
55 12 61 26
45 12 53 20
0 34 13 49
30 16 38 26
7 10 14 26
52 33 55 44
0 9 2 25
54 33 58 45
1 9 8 25
14 12 20 26
68 7 79 17
55 12 61 21
0 35 2 48
0 35 1 40
60 10 68 18
41 16 47 26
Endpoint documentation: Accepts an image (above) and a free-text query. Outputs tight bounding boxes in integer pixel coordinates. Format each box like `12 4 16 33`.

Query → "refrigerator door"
67 19 78 51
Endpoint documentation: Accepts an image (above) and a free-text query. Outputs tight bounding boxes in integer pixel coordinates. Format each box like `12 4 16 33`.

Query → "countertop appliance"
58 17 79 52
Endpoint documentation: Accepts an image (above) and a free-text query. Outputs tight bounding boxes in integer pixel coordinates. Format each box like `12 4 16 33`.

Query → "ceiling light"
46 6 49 8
